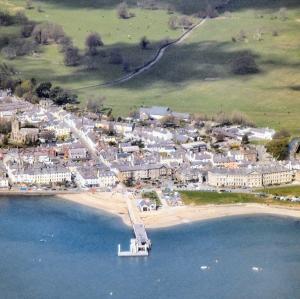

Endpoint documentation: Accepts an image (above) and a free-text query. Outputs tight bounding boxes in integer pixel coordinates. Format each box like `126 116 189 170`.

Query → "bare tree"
32 23 65 44
278 7 288 21
26 0 34 9
117 2 134 19
86 96 106 114
178 16 193 29
168 16 178 30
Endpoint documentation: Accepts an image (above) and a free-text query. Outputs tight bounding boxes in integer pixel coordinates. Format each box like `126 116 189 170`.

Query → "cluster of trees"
0 9 81 67
0 9 71 60
266 129 291 160
31 22 65 45
0 10 39 59
195 4 219 19
34 82 78 105
192 111 255 127
1 38 37 60
136 0 160 10
0 63 20 92
0 10 28 26
215 111 255 127
3 78 78 106
168 15 193 30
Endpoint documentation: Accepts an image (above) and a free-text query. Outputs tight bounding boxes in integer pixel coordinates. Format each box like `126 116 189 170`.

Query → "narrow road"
72 18 207 91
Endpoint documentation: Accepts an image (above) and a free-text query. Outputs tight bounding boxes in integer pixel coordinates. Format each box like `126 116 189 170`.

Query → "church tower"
11 117 20 142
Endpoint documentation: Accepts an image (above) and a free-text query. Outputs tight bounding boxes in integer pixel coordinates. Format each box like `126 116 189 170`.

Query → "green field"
258 185 300 197
1 0 300 133
180 191 264 205
180 190 300 206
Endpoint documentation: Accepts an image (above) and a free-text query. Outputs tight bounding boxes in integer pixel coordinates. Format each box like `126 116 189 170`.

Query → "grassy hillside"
1 0 300 133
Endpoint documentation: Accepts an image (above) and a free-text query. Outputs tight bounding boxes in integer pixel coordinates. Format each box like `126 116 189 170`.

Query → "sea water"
0 197 300 299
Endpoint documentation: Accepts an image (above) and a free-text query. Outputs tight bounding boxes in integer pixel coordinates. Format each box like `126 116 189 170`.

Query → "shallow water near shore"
0 197 300 299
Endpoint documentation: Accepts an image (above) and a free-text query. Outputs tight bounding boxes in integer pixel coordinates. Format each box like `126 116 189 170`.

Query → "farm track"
72 18 207 91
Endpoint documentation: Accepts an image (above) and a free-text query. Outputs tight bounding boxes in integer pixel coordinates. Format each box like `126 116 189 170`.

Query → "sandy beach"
58 192 131 226
57 192 300 229
140 204 300 229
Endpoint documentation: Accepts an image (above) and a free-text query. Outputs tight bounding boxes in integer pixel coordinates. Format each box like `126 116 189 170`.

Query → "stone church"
11 117 39 144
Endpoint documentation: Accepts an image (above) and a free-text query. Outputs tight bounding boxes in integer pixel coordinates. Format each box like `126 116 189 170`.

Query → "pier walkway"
118 193 151 257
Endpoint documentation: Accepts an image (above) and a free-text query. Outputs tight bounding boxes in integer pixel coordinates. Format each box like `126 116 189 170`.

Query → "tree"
55 91 77 105
4 38 37 57
86 97 106 114
35 82 52 98
206 4 219 18
32 23 65 45
278 7 288 21
241 134 249 145
0 119 11 134
266 138 289 160
1 47 17 60
117 2 134 19
58 35 73 53
231 54 259 75
14 79 34 97
140 36 150 50
21 23 35 38
49 86 63 100
168 16 178 30
178 16 193 29
273 129 290 140
14 11 28 24
64 46 81 66
26 0 34 9
85 32 104 55
237 30 247 41
0 10 14 26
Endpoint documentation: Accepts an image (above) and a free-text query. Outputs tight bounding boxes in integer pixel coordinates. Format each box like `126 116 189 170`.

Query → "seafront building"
208 165 294 188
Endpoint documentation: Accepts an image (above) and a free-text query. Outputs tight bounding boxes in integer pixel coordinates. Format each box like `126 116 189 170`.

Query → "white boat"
200 265 210 270
252 266 263 272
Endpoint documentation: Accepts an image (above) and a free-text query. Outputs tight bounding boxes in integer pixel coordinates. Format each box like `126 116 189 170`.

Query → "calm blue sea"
0 197 300 299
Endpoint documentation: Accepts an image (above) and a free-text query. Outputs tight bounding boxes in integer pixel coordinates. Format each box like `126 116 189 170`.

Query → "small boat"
200 265 210 270
252 266 263 272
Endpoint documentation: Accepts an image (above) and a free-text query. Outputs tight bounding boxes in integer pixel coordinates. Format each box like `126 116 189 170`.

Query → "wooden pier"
118 195 151 257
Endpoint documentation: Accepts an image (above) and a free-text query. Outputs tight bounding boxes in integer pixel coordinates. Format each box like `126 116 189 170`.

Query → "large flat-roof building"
208 165 293 188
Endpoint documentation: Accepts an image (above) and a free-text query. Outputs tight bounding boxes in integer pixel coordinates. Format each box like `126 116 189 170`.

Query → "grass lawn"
1 0 184 84
180 190 300 206
1 0 300 133
258 185 300 197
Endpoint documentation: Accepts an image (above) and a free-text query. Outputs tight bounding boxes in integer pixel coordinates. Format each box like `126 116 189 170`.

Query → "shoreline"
1 191 300 229
56 192 300 229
